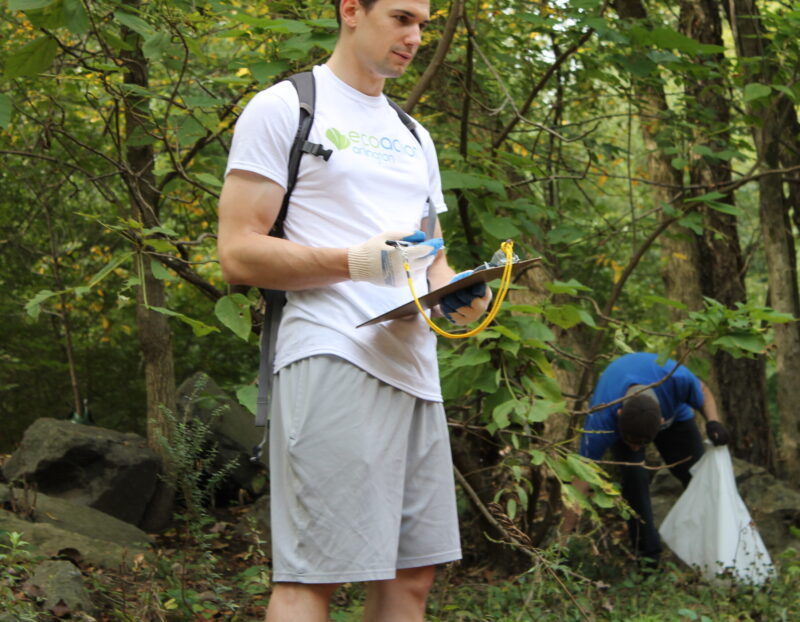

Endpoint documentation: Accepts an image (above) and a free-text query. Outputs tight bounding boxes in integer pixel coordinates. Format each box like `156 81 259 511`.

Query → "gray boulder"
177 373 267 499
2 418 160 527
0 509 148 569
24 560 95 617
0 484 151 550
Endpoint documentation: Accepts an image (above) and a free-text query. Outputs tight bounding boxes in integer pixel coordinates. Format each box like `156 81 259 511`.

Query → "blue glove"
440 271 493 325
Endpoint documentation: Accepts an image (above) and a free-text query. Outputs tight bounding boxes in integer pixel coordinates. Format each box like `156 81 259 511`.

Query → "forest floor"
3 467 800 621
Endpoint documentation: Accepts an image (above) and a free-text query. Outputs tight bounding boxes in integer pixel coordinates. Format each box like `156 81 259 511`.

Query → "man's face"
347 0 431 79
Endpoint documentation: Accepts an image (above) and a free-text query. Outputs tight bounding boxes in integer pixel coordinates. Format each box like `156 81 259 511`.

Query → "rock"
0 484 151 549
177 373 267 500
2 418 160 527
0 510 148 569
24 559 95 616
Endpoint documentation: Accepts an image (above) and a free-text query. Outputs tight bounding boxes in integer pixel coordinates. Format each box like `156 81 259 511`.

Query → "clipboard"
357 257 540 327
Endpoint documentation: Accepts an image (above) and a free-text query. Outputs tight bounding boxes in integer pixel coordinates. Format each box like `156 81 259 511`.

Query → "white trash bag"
659 443 775 584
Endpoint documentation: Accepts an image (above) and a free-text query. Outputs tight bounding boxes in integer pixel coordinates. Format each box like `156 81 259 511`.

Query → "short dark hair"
618 394 661 446
332 0 380 26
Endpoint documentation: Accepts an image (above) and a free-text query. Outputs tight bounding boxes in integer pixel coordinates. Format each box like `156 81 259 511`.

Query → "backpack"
252 71 436 459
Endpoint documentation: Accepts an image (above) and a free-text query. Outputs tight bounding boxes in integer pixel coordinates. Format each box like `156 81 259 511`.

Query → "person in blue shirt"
561 352 730 566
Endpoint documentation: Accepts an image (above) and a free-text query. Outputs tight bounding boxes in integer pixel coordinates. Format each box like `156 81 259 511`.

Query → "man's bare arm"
698 380 722 423
217 170 349 290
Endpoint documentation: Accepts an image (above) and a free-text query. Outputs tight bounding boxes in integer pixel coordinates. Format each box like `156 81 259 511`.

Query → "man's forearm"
699 381 722 423
219 232 350 290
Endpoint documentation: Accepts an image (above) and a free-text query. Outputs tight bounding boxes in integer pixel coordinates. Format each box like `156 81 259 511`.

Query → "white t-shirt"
226 65 447 401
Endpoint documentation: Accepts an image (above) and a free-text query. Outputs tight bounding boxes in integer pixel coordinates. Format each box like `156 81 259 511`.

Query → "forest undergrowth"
3 496 800 622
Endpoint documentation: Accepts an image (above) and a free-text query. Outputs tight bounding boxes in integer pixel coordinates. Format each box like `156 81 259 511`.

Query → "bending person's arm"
698 380 722 423
697 380 730 446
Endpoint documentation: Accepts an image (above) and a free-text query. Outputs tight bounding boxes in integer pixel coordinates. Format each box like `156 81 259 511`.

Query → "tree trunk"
615 0 704 325
679 0 775 471
723 0 800 479
121 2 177 528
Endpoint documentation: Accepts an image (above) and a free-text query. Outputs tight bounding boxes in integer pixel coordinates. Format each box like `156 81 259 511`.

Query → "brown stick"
404 0 464 114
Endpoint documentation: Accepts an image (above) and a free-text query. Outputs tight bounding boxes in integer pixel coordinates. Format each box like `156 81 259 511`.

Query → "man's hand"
440 271 493 325
347 230 443 287
706 420 730 446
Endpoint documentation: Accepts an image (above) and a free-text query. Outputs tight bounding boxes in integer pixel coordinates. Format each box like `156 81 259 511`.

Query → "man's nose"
404 24 422 48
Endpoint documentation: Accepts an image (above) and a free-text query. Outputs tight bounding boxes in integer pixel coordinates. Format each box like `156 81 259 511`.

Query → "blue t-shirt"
579 352 705 460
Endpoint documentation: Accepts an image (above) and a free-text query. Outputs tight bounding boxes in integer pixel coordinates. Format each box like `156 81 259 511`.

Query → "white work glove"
347 230 444 287
440 271 493 325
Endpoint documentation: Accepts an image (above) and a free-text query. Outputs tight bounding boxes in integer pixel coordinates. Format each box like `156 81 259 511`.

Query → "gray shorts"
269 355 461 583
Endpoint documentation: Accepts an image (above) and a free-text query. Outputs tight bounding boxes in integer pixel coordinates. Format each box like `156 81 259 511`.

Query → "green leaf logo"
326 127 351 150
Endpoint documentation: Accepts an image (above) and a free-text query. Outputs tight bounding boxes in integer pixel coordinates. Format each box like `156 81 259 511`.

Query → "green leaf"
236 385 257 415
678 211 704 235
9 0 57 9
545 279 591 295
481 214 520 239
88 252 133 287
249 60 290 83
743 82 771 103
685 190 725 203
493 325 520 341
577 309 596 327
544 454 573 483
215 295 252 341
143 31 170 60
533 376 562 402
5 36 58 78
530 450 545 466
772 84 797 102
450 347 491 368
114 10 153 37
62 0 89 34
440 170 505 195
177 117 206 146
520 319 555 342
544 305 583 329
194 172 223 188
0 93 12 128
148 305 219 336
506 498 517 520
145 239 176 253
492 400 515 429
708 202 743 217
150 259 177 281
528 399 565 423
25 289 56 319
566 454 603 486
712 333 764 354
183 95 225 108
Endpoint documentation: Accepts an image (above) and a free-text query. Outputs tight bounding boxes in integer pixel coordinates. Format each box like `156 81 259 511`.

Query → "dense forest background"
2 0 800 618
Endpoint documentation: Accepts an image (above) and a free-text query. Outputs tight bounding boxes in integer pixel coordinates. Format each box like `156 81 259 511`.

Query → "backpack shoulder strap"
269 71 333 239
386 97 421 144
254 71 330 436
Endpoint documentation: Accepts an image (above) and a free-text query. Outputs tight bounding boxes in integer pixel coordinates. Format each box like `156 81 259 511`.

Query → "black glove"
706 420 730 446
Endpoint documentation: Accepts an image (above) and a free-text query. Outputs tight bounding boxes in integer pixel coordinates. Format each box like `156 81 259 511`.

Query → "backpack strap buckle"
301 140 333 161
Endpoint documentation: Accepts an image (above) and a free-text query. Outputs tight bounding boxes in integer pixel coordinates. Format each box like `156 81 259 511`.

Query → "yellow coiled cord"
403 240 515 339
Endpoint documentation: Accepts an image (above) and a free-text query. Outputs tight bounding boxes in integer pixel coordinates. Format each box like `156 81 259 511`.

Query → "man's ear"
616 407 622 417
339 0 362 28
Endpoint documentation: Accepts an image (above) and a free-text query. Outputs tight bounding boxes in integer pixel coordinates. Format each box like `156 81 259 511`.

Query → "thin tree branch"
404 0 464 114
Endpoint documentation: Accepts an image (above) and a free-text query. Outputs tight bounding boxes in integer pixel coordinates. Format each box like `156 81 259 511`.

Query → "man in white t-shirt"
217 1 492 620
